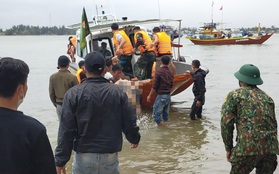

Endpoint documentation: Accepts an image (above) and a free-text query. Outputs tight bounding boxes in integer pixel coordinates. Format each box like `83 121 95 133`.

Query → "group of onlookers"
50 22 180 173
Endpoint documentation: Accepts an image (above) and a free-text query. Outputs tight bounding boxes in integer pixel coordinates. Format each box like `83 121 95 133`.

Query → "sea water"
0 34 279 173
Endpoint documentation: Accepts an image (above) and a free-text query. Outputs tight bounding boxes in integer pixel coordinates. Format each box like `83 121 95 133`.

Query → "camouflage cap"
234 64 263 85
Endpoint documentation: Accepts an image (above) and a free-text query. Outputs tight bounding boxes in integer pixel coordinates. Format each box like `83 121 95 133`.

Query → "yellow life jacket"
155 32 172 55
76 68 83 84
134 30 154 54
113 30 133 55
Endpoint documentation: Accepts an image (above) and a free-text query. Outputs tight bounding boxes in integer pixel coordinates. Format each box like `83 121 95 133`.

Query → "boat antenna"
95 5 98 16
93 0 99 16
157 0 161 19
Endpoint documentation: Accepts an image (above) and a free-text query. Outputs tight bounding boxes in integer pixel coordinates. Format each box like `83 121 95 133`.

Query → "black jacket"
191 68 206 101
0 107 56 174
55 77 141 167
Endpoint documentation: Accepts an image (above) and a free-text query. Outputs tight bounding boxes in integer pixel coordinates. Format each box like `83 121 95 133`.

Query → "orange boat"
186 22 273 45
139 68 194 107
187 33 273 45
68 14 207 108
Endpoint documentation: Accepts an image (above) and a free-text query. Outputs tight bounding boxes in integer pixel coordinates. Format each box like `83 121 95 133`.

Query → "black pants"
190 96 205 119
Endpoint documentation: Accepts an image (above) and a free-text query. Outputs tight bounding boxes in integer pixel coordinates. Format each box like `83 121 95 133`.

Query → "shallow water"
0 34 279 173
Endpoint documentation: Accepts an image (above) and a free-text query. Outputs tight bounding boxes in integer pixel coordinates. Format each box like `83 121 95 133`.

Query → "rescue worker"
150 27 177 75
76 60 86 84
111 23 134 76
67 36 76 62
133 26 156 80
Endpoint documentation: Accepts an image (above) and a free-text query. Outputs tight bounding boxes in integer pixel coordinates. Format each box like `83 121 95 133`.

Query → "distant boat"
186 22 273 45
159 24 183 40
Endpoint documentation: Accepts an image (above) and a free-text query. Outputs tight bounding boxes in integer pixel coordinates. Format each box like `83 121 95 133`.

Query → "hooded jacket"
191 68 207 101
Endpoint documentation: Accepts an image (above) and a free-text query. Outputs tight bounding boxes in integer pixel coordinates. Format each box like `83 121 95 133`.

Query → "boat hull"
187 33 273 45
140 73 193 108
138 59 194 108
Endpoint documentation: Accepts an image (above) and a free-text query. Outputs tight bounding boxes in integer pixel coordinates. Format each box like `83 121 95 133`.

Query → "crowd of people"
55 52 140 174
0 22 278 174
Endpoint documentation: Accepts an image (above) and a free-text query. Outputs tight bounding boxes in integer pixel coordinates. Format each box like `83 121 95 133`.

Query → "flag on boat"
80 7 90 51
220 5 223 10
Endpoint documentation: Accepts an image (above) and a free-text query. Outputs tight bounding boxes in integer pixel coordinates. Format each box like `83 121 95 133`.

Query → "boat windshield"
77 38 114 59
89 38 114 59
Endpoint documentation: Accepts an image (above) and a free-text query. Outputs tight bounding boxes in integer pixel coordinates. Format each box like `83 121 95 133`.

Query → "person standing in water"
221 64 278 174
147 55 174 126
49 55 78 121
186 60 207 120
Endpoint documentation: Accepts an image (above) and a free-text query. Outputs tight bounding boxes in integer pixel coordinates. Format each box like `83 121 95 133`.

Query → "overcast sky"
0 0 278 30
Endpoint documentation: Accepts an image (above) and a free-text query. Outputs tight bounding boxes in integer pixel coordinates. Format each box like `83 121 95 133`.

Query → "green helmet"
234 64 263 85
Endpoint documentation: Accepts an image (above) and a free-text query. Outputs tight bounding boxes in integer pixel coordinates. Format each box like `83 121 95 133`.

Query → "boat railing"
92 13 121 25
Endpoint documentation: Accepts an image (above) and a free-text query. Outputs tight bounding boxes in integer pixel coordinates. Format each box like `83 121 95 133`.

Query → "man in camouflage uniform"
221 64 279 174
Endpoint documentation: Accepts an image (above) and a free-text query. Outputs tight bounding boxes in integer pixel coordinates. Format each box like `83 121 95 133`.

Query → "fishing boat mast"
177 20 182 61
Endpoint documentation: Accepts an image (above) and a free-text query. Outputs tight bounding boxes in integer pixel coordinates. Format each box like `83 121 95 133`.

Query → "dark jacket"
49 69 78 106
153 66 174 94
191 68 206 101
0 107 56 174
55 77 141 167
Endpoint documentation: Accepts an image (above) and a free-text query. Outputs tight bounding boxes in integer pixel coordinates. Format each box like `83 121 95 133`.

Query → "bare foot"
131 77 139 81
158 121 166 127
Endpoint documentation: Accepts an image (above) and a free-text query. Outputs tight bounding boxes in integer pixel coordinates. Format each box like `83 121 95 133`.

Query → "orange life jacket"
76 68 83 84
70 37 77 47
155 32 172 55
134 30 154 54
113 30 133 55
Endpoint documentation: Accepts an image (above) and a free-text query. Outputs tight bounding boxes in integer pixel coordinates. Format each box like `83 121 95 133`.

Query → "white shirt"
115 33 123 42
104 72 113 80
